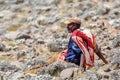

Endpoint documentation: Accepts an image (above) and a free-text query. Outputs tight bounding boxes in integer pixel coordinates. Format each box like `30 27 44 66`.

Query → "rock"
81 1 94 11
25 39 34 47
7 23 22 32
24 74 55 80
110 19 120 30
15 0 24 4
47 39 68 52
5 0 24 4
0 42 5 51
66 0 73 3
0 61 19 72
0 10 12 18
4 31 19 40
27 57 46 65
110 9 120 16
46 0 60 6
0 27 7 35
97 6 110 15
24 74 36 80
92 16 100 21
89 23 100 28
7 71 24 80
37 61 66 76
110 48 120 69
114 0 120 8
36 11 60 25
104 68 111 72
112 34 120 48
16 33 31 40
60 68 74 80
37 38 45 44
16 39 26 44
78 70 108 80
0 0 4 4
10 5 23 12
36 74 55 80
110 70 120 80
45 12 60 25
83 11 97 20
76 10 84 17
16 50 26 60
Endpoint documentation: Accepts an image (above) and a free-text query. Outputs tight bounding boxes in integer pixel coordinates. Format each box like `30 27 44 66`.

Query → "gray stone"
36 74 55 80
16 50 26 60
26 57 47 67
0 0 4 4
79 70 103 80
0 61 19 72
111 19 120 29
66 0 73 3
114 0 120 8
10 5 23 12
89 23 100 28
5 0 24 4
0 10 11 18
60 68 74 80
0 27 7 35
108 48 120 70
37 38 45 44
8 71 24 80
37 61 66 76
112 34 120 48
16 33 31 40
92 16 100 21
76 11 83 17
111 9 120 16
97 6 110 15
24 74 36 80
82 11 97 20
46 0 60 6
24 74 55 80
110 70 120 80
47 39 68 52
0 42 5 51
45 13 60 24
4 31 19 40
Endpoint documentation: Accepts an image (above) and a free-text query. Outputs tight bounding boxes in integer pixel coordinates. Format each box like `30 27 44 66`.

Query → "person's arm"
95 45 108 64
79 54 85 72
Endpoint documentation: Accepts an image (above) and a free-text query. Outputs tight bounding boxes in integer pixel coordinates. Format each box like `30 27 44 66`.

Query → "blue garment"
65 37 83 65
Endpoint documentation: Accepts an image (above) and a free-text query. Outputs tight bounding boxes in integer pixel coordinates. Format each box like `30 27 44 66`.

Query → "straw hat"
65 17 81 25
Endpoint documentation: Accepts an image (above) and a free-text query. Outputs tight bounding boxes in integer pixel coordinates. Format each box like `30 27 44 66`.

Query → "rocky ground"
0 0 120 80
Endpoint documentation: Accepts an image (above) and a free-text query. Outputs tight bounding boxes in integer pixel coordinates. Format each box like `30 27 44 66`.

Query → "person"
57 17 108 72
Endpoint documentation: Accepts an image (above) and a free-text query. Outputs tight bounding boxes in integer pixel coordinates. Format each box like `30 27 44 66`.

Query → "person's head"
65 18 81 33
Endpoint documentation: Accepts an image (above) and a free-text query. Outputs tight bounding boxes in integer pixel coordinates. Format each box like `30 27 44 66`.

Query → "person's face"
67 23 78 33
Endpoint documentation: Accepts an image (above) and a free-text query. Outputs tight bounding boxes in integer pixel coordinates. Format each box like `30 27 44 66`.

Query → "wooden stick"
95 46 108 64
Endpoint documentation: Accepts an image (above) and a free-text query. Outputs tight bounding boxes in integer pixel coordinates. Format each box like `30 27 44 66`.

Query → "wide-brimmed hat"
65 17 81 25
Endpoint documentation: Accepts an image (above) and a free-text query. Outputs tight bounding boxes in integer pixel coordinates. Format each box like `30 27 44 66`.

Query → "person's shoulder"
81 29 93 38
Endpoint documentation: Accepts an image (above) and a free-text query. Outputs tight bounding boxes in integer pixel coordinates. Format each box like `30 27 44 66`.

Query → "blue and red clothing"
58 29 96 68
65 37 83 65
